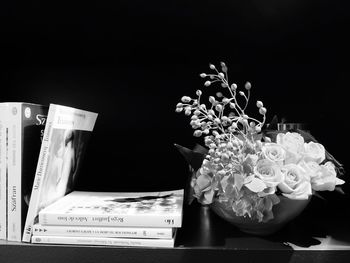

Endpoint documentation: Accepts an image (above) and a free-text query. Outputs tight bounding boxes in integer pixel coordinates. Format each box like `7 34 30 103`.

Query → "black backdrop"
1 1 349 193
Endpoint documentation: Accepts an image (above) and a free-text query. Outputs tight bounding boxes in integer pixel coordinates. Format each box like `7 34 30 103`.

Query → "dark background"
1 1 349 194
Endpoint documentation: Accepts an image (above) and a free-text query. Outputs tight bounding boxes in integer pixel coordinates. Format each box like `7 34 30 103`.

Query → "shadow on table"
177 195 350 250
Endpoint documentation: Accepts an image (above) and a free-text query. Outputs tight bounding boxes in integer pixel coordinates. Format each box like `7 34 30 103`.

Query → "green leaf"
174 143 207 171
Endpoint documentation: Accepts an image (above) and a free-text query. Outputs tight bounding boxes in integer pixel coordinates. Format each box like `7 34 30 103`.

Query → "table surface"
1 194 350 263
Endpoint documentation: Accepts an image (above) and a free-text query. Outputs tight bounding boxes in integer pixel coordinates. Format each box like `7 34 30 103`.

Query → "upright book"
38 189 184 228
22 104 98 242
0 103 48 241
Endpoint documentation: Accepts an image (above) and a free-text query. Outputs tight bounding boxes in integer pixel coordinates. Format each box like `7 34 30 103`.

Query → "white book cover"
22 104 98 242
0 103 8 240
31 233 176 248
33 224 174 239
39 189 184 228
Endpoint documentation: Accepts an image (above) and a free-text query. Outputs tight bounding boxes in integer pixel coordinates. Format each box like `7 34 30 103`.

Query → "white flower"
311 161 345 191
254 159 284 188
299 160 321 179
303 141 326 164
262 143 286 165
276 132 305 164
278 163 312 200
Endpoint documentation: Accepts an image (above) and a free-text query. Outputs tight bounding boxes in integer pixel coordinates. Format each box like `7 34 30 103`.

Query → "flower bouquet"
175 62 345 235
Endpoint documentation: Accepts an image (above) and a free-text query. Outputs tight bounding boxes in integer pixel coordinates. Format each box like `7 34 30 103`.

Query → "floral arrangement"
176 62 345 223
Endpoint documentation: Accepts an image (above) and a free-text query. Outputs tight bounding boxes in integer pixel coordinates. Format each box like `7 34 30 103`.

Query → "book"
33 224 174 239
22 104 98 242
0 104 7 240
31 233 176 248
38 189 184 228
1 103 48 241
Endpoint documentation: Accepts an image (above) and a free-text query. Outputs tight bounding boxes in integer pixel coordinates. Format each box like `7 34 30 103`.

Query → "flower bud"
196 90 202 96
256 101 263 108
193 130 202 137
231 123 237 129
222 98 230 104
215 104 223 112
185 110 191 116
231 83 237 90
245 82 252 90
194 110 201 115
221 83 228 88
218 72 225 78
209 64 215 70
216 92 223 98
204 81 211 87
229 102 236 109
181 96 191 103
214 118 221 125
209 96 215 104
175 107 183 113
259 107 267 115
191 115 198 120
220 62 227 73
203 129 210 135
176 102 183 108
239 91 245 96
255 126 261 133
200 73 207 78
242 114 249 119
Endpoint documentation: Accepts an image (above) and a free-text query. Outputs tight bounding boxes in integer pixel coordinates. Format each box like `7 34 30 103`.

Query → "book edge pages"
31 235 175 248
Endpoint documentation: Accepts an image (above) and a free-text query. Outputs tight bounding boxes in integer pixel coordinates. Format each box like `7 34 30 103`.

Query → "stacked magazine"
31 189 184 248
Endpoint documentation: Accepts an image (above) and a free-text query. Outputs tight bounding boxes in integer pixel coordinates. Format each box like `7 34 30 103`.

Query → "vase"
209 196 311 236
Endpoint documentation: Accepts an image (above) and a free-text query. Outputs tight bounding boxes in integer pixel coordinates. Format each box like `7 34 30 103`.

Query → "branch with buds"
176 62 267 143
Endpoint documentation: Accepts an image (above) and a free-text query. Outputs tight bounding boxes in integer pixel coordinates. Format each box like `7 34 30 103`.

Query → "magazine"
38 190 184 228
22 104 98 242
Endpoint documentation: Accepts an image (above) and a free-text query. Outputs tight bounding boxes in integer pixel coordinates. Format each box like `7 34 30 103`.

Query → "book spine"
33 224 173 239
39 213 182 228
7 103 22 241
0 104 7 240
22 105 56 242
31 235 174 248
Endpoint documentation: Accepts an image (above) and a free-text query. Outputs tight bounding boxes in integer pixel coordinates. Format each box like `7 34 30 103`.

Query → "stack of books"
31 189 184 248
1 102 184 248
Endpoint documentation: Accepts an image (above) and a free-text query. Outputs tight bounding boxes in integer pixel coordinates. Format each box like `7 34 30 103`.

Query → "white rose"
262 143 286 165
303 141 326 164
278 163 312 200
299 160 321 179
276 132 305 164
311 161 345 191
254 159 284 188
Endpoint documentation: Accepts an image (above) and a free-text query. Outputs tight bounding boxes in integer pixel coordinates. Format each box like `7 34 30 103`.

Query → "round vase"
210 196 311 236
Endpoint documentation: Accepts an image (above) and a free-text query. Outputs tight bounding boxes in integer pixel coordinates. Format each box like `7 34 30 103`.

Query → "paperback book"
38 189 184 228
22 104 98 242
33 224 174 239
0 102 48 241
31 233 176 248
